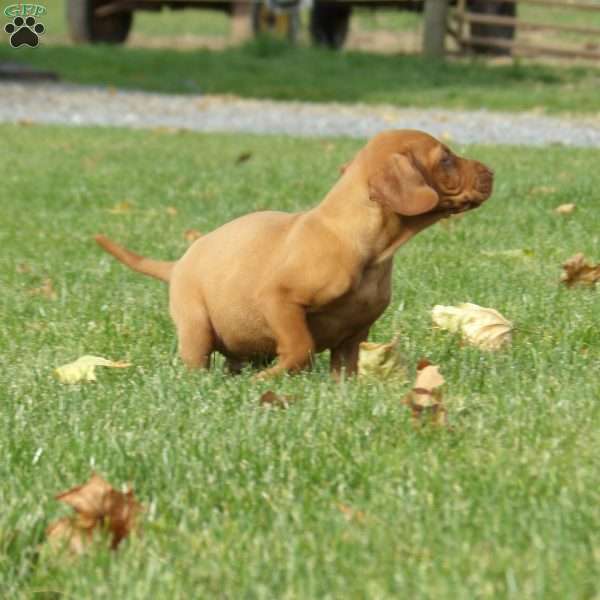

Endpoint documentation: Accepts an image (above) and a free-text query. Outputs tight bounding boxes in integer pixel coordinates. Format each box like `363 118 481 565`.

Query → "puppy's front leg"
255 292 315 379
330 326 370 380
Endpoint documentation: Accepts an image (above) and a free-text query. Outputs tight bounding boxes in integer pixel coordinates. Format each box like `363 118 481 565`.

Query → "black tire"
468 0 516 56
310 2 351 50
67 0 132 44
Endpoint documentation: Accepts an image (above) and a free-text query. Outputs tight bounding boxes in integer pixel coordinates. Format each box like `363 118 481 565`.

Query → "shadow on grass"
1 37 598 112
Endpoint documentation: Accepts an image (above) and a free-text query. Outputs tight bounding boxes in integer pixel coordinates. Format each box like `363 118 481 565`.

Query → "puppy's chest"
308 263 392 347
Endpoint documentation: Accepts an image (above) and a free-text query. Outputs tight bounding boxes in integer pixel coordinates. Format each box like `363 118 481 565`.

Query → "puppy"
96 130 493 378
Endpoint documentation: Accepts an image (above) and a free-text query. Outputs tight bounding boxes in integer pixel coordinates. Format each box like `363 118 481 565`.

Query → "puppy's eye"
441 154 455 169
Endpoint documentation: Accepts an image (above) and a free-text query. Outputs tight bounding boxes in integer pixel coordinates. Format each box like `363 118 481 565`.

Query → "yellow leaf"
107 201 134 215
554 203 576 215
358 338 407 380
432 303 512 350
54 355 131 384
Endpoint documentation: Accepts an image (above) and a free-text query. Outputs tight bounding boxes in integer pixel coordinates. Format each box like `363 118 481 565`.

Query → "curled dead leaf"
561 253 600 287
554 203 576 215
432 303 512 351
166 206 178 217
358 338 407 380
54 355 131 384
402 363 447 428
259 390 296 409
46 473 142 555
184 229 203 243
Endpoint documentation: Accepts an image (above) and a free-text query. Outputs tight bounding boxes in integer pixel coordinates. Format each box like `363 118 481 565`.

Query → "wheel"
310 2 351 50
67 0 132 44
468 0 516 55
252 1 300 42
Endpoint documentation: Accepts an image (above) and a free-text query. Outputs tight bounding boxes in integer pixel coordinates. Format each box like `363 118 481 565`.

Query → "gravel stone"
2 81 600 147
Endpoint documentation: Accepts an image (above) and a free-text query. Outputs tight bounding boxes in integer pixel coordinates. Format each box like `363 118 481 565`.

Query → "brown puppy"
96 130 493 378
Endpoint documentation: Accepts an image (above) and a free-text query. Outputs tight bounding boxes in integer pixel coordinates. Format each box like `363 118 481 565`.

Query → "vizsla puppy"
96 130 493 378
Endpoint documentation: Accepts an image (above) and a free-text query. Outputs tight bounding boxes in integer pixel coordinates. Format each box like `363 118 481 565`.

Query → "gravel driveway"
2 81 600 147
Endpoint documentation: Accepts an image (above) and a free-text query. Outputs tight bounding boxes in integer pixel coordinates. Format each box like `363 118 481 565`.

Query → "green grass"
3 37 600 112
1 124 600 598
3 0 600 113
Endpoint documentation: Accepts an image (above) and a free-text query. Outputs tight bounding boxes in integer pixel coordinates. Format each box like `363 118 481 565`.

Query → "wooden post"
423 0 449 58
231 0 252 43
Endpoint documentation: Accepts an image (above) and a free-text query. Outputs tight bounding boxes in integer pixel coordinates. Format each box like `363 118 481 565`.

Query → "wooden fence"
447 0 600 60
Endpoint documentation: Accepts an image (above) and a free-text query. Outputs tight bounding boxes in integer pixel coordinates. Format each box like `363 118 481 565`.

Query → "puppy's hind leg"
174 313 214 369
170 297 214 369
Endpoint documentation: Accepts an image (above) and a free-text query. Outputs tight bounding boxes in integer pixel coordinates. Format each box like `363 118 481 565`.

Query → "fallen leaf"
184 228 202 243
560 253 600 287
358 338 408 380
337 503 366 523
432 303 512 350
235 152 252 165
166 206 178 217
481 248 534 259
259 390 296 409
529 185 556 196
16 262 31 273
402 363 447 427
107 201 134 215
46 473 142 555
151 126 181 135
17 118 33 127
54 355 131 384
28 278 57 300
554 203 576 215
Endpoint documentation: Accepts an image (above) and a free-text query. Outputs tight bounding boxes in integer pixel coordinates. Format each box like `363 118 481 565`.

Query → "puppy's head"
356 130 494 216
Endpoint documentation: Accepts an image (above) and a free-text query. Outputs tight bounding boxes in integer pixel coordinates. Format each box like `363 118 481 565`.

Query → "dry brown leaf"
554 203 576 215
561 253 600 287
184 229 203 243
107 201 134 215
402 363 447 428
46 473 142 555
358 338 408 380
235 151 252 165
28 278 57 300
166 206 178 217
432 303 512 351
16 263 31 273
259 390 296 409
54 355 131 384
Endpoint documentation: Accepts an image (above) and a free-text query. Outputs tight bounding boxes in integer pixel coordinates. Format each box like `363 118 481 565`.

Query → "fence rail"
451 0 600 60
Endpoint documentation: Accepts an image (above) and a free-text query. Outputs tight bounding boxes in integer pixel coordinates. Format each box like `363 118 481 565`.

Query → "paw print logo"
5 16 45 48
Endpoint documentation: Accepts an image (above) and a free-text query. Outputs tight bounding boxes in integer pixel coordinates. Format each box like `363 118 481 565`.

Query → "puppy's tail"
94 234 174 283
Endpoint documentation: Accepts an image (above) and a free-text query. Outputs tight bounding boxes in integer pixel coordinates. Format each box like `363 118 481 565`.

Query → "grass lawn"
2 1 600 113
1 123 600 598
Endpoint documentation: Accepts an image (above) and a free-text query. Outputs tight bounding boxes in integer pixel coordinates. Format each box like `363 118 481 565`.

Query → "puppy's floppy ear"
369 153 439 216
